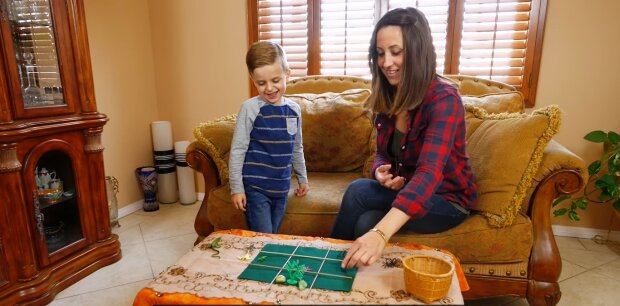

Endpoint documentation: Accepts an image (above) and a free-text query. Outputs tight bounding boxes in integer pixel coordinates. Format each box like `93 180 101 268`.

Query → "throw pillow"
461 91 524 114
285 89 373 172
464 104 561 227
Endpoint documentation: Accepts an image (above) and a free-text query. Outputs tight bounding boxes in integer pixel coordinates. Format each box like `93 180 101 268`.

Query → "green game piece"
275 274 286 284
257 255 267 262
298 279 308 290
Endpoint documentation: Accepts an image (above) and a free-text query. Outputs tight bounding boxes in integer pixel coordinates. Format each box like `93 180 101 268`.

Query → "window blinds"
250 0 546 105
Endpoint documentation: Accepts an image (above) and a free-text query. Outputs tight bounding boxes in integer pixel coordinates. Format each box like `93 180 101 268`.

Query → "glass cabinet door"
33 150 83 255
1 0 77 118
7 0 65 108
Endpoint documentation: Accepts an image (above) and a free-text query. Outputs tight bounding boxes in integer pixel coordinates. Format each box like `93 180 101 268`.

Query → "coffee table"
133 229 467 305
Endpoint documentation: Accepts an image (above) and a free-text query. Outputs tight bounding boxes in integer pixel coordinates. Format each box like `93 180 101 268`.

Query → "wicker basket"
402 254 454 304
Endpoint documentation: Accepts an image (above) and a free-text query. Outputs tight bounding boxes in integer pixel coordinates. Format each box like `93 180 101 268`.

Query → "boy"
229 41 309 234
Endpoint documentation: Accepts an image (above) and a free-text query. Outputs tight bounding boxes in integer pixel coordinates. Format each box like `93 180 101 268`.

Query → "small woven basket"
402 254 454 304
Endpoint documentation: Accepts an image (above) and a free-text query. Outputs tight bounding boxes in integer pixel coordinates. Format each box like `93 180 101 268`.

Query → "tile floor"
48 202 620 305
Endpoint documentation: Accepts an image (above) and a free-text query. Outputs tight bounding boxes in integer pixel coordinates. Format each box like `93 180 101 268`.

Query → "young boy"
229 41 309 234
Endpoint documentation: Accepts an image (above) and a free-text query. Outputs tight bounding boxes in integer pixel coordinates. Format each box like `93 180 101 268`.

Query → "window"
247 0 547 107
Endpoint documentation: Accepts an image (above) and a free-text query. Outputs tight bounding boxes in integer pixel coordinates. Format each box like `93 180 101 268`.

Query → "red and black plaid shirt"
371 77 477 218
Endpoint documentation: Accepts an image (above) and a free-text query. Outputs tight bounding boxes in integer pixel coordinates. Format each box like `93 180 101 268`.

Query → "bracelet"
369 228 388 244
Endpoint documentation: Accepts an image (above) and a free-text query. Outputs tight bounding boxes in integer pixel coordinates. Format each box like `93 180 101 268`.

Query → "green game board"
238 243 358 292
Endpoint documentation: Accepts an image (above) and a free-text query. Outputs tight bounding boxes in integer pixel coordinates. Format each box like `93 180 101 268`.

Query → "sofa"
186 75 586 306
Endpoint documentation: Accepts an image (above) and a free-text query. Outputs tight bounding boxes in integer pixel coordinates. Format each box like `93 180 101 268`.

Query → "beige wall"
536 0 620 230
84 0 159 208
84 0 619 230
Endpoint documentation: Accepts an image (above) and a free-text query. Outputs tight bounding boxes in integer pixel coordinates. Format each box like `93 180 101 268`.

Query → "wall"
536 0 620 231
83 0 159 208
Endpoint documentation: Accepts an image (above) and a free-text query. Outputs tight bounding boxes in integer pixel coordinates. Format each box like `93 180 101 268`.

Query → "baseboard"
118 200 143 219
118 192 204 219
552 224 620 241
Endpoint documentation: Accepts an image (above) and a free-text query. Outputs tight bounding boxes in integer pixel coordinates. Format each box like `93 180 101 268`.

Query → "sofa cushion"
193 115 237 184
464 104 561 227
461 91 524 114
208 172 364 237
392 213 533 263
285 89 373 172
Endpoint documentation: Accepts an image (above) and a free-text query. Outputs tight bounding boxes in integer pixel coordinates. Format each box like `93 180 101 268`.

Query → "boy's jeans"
245 189 287 234
330 178 468 240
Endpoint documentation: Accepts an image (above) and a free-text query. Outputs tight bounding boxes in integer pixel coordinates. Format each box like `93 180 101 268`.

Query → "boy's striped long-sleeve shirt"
229 96 308 198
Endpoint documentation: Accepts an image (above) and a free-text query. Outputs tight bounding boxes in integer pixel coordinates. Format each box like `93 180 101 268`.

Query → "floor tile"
558 270 620 306
145 232 197 276
591 257 620 282
559 259 587 282
113 222 144 246
55 241 153 298
139 203 200 242
579 237 618 255
555 236 586 250
49 279 149 306
557 247 619 269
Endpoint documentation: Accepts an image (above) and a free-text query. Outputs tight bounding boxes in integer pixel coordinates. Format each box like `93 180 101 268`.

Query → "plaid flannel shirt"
371 77 477 218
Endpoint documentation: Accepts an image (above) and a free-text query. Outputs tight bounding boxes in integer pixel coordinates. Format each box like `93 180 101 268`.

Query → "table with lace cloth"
132 229 467 305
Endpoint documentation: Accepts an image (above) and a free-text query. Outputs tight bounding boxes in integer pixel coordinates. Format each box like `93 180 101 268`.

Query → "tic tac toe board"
238 243 358 292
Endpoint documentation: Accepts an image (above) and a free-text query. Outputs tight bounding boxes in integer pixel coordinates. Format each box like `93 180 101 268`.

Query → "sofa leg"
527 280 561 306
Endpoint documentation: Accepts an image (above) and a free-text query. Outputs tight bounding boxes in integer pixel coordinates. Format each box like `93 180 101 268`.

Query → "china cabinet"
0 0 121 304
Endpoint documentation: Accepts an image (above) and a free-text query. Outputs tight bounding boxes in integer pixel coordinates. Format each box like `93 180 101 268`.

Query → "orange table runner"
133 229 468 305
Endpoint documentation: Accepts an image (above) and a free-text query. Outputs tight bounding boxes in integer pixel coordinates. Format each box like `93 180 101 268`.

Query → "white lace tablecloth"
136 230 466 305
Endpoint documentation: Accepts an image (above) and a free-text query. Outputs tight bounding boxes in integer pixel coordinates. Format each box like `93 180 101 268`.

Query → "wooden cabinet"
0 0 121 304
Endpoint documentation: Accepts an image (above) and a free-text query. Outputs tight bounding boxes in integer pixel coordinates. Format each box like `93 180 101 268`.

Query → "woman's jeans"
245 189 287 234
330 178 468 240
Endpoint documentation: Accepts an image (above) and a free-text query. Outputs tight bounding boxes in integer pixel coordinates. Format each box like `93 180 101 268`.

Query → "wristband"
369 228 388 244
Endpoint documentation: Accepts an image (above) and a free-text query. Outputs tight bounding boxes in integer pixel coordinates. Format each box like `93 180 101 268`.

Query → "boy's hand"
295 183 309 197
231 193 247 211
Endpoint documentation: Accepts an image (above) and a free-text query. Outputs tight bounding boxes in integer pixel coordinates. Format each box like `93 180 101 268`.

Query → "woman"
330 7 477 269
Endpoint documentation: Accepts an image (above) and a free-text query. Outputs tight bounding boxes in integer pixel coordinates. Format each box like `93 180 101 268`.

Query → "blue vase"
136 166 159 211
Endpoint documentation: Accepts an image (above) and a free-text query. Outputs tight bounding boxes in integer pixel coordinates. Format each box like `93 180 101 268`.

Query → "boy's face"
250 62 290 105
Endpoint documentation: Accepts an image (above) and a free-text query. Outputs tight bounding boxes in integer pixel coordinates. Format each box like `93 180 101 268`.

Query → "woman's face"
376 25 404 87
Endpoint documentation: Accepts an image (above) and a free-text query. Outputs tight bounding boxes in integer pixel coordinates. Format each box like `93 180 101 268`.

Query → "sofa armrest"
187 116 237 243
524 140 585 304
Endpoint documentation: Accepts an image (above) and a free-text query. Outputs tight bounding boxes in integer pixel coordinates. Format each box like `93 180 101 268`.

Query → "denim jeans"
245 188 288 234
330 178 468 240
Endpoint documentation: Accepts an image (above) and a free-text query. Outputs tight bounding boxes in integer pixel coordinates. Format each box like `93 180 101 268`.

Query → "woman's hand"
231 193 247 211
295 183 309 197
341 231 386 269
375 164 405 190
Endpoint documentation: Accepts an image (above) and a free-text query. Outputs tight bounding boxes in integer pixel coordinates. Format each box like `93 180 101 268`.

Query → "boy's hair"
246 41 289 74
366 7 437 115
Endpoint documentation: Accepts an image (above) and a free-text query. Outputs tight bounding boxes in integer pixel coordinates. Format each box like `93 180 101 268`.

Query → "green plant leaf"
613 199 620 212
584 130 607 143
608 131 620 144
576 198 589 210
554 208 568 216
588 160 602 176
552 195 571 207
568 210 581 221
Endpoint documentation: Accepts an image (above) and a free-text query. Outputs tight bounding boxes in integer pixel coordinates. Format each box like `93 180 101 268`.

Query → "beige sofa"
187 75 586 306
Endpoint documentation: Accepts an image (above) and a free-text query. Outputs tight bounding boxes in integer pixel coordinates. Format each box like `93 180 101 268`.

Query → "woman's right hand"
375 164 405 190
231 193 247 211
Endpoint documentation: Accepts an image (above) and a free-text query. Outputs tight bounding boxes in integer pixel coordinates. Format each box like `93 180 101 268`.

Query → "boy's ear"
285 69 291 79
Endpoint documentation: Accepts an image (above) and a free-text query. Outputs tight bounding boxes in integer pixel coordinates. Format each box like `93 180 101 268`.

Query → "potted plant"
553 130 620 221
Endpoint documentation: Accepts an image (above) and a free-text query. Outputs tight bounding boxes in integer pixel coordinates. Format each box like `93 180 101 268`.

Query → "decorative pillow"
464 104 561 227
461 91 524 114
193 115 237 184
285 89 373 172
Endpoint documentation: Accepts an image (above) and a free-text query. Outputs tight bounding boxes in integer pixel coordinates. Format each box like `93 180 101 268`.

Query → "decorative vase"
105 176 120 227
135 166 159 212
